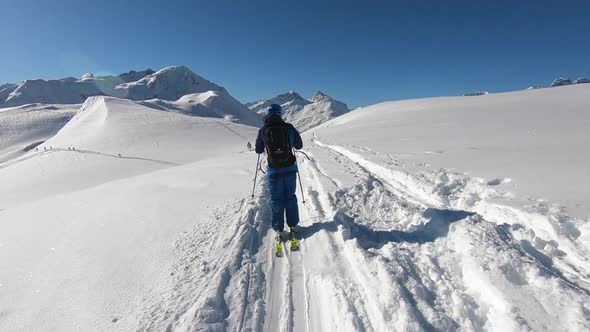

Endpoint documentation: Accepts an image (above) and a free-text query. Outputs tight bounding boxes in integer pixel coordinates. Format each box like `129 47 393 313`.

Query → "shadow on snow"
299 208 476 249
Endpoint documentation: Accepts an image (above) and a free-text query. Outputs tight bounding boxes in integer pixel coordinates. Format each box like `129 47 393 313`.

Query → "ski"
289 227 300 251
275 229 300 256
275 233 284 257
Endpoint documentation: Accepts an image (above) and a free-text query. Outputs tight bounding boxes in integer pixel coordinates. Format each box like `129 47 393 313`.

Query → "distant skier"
247 142 252 151
255 104 303 255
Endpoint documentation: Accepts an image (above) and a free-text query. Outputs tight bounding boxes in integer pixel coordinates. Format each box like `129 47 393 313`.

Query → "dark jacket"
255 115 303 176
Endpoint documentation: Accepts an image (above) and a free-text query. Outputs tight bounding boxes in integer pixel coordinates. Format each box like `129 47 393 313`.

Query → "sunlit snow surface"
1 85 589 331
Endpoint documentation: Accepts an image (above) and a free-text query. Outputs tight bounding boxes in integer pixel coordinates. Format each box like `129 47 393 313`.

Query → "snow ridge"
138 91 262 127
0 66 226 108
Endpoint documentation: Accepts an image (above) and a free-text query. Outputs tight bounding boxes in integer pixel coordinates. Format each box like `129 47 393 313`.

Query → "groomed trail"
138 135 590 332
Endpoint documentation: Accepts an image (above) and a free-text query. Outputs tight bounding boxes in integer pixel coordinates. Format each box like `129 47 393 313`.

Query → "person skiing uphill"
255 104 303 254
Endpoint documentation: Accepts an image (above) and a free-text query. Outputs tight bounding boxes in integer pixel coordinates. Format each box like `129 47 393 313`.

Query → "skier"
255 104 303 255
247 142 252 151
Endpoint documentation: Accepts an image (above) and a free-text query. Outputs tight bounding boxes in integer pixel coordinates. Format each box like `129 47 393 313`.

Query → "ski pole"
293 148 306 204
295 150 311 161
297 167 306 204
251 154 260 198
297 171 306 204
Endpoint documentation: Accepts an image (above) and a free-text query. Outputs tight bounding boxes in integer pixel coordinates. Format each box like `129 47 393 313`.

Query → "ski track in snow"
135 135 589 331
0 148 179 170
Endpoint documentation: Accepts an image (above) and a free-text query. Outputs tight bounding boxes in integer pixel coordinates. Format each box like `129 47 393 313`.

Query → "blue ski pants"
268 172 299 232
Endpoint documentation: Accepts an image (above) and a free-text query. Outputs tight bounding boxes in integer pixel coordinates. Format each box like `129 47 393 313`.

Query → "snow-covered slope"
0 96 258 331
286 83 590 330
0 66 226 108
247 91 350 132
316 84 590 218
0 103 79 162
138 90 262 127
0 96 257 208
0 83 18 103
2 83 589 331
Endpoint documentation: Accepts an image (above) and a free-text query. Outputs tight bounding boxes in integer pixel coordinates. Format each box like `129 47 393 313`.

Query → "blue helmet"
266 103 283 117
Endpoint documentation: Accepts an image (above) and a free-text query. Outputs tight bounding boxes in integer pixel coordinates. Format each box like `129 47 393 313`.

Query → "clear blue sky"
1 0 589 108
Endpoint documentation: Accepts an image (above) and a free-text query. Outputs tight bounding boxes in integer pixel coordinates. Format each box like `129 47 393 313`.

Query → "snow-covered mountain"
0 66 227 107
551 77 574 87
247 90 350 132
138 90 261 127
0 83 18 102
0 92 261 163
526 76 590 90
1 79 590 330
0 66 261 161
0 83 16 91
245 90 311 112
464 90 489 96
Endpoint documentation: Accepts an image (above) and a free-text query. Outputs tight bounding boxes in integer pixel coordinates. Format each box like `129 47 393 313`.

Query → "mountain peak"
276 90 305 101
81 73 94 80
245 90 309 114
117 68 155 83
0 65 228 108
247 89 350 132
312 91 333 102
109 65 227 101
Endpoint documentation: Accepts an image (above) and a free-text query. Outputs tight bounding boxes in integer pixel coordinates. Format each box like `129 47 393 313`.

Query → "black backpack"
264 123 295 168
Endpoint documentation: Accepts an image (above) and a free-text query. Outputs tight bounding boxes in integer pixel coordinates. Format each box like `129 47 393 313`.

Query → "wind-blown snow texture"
247 90 350 132
1 83 589 331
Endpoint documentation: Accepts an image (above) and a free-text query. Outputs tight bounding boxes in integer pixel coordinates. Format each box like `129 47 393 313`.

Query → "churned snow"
0 76 589 331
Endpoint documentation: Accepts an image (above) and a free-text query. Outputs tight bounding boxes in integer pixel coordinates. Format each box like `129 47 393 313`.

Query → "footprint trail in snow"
139 137 590 331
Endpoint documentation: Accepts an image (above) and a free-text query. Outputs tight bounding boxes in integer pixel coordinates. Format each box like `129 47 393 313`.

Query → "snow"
246 91 309 112
114 66 227 101
0 103 79 162
0 66 225 108
464 91 489 96
138 90 262 127
1 81 590 331
0 83 18 103
247 90 350 132
316 84 590 218
551 77 574 87
0 96 257 331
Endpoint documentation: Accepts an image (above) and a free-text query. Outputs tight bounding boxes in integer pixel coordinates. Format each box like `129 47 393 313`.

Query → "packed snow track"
138 136 589 331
